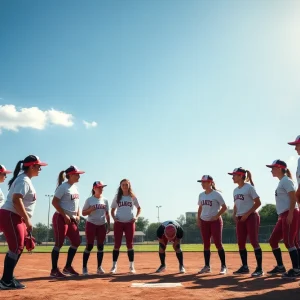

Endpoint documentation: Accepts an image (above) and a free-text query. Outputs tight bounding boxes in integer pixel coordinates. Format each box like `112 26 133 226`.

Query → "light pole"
156 205 162 223
45 194 53 246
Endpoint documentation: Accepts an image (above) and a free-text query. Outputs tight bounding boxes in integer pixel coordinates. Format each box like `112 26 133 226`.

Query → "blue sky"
0 0 300 226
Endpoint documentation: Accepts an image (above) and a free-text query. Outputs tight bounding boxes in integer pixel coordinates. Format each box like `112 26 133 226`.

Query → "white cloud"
83 120 98 129
0 104 74 133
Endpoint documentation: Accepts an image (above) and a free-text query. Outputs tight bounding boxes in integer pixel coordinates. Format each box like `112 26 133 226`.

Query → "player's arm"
233 204 238 222
133 207 141 222
106 211 111 233
287 191 297 224
75 207 80 223
215 203 227 219
197 205 202 227
12 193 32 232
52 196 71 224
82 205 96 216
296 184 300 204
111 207 117 222
240 197 261 222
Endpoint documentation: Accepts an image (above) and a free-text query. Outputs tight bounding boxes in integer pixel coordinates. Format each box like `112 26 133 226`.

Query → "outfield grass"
0 243 289 253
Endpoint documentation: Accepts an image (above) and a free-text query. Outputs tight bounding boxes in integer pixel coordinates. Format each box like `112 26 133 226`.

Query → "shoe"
97 266 105 274
198 265 211 274
129 266 136 274
0 279 25 290
63 266 79 276
50 268 67 279
219 265 227 275
155 264 166 273
179 265 186 274
267 266 286 275
110 265 117 274
251 267 264 277
82 267 89 276
12 277 26 289
233 266 250 275
281 268 300 279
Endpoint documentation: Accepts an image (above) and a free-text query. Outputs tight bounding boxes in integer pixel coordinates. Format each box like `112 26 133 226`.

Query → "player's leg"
247 212 263 277
199 220 212 274
233 218 249 274
173 237 185 273
51 212 68 278
96 224 107 274
63 219 81 276
82 221 96 275
295 209 300 268
111 221 123 274
282 210 300 279
268 216 285 274
124 221 136 273
0 210 26 289
211 217 227 274
156 236 167 273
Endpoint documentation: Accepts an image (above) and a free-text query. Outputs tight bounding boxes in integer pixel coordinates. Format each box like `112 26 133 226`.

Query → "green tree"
77 216 87 231
176 214 186 226
33 223 48 242
145 223 159 241
135 217 149 232
259 204 277 225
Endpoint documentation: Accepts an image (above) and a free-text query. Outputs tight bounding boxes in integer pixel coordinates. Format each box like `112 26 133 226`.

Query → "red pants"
85 221 106 245
113 221 135 249
236 212 260 250
269 210 299 250
294 209 300 249
52 212 81 248
200 217 223 250
0 209 27 256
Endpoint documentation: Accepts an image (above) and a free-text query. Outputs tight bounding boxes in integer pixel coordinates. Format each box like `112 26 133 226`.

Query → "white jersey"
54 182 80 219
111 195 140 222
2 173 36 218
0 188 5 208
233 183 259 216
198 190 225 221
297 157 300 186
275 175 296 215
82 196 109 226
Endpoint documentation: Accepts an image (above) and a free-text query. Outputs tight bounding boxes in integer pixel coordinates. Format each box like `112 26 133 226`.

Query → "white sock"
130 262 134 268
112 261 117 268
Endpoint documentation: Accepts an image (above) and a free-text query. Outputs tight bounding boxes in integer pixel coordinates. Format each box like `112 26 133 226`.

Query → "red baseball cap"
266 159 287 169
288 135 300 146
93 181 107 188
197 175 213 182
228 167 246 176
0 165 12 174
164 224 177 240
65 166 85 175
23 155 48 167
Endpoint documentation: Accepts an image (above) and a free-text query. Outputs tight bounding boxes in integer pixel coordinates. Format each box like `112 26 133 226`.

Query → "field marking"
132 283 183 288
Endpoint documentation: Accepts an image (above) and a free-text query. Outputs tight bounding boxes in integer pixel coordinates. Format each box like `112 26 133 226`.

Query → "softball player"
82 181 110 275
110 179 141 274
0 165 12 209
229 167 263 277
155 220 186 273
288 135 300 268
50 166 85 278
197 175 227 275
0 155 47 290
266 159 300 278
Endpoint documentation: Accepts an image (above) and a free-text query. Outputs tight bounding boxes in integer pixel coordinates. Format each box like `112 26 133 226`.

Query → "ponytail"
283 168 293 179
211 182 221 192
92 189 95 195
8 160 24 189
245 170 254 186
57 171 66 187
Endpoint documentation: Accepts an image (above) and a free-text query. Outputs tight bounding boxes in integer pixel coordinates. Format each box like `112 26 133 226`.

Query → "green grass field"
0 243 289 253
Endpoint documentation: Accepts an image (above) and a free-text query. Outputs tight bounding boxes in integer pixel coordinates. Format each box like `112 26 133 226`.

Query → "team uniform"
51 181 81 277
267 159 300 278
0 155 47 290
228 168 263 277
82 194 109 275
0 165 12 209
198 189 226 274
156 220 185 273
110 195 140 274
0 188 5 209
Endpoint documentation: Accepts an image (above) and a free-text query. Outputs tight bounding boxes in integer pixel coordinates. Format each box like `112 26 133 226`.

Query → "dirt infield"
0 252 299 299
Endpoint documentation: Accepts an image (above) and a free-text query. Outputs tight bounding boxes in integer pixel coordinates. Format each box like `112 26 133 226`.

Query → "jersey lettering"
201 200 212 206
118 201 132 208
234 194 244 201
93 204 106 210
71 194 79 200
